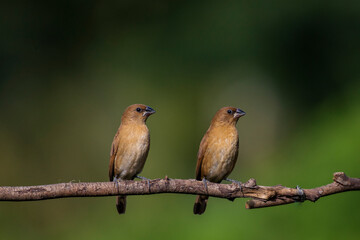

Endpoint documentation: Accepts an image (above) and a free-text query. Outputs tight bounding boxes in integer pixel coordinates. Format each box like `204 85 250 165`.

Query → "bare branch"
0 172 359 209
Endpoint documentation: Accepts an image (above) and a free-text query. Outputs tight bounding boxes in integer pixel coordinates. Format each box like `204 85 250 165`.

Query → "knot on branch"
244 178 257 188
333 172 350 186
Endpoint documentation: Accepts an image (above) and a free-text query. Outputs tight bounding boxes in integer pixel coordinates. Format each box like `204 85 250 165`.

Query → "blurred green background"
1 0 360 239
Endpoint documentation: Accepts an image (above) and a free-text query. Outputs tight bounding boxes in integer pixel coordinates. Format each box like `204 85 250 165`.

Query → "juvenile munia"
109 104 155 214
193 107 245 215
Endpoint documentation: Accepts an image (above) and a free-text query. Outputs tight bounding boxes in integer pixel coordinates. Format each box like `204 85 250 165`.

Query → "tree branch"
0 172 359 209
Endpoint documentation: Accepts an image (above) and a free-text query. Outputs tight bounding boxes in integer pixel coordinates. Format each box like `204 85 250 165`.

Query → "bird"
193 106 246 215
109 104 156 214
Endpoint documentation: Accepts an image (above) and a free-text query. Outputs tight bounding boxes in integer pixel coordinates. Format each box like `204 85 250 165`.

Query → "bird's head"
121 104 156 124
211 106 246 126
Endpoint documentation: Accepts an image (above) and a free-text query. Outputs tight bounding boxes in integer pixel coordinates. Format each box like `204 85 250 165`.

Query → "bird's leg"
136 175 151 192
225 178 242 192
202 177 209 193
113 175 120 193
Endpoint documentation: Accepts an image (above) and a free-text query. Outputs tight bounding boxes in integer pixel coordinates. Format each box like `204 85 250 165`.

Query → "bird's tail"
116 195 127 214
193 195 208 215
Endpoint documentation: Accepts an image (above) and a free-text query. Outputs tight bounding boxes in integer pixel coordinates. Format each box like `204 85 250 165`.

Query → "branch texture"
0 172 359 209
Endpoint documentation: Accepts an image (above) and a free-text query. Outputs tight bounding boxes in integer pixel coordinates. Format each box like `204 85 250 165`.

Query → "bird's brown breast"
201 125 239 183
112 123 150 180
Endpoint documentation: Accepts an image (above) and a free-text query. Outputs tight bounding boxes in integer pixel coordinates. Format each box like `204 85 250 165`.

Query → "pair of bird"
109 104 246 215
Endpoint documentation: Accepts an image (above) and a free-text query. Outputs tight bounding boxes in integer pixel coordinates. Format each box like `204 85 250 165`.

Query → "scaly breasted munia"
193 106 246 215
109 104 155 214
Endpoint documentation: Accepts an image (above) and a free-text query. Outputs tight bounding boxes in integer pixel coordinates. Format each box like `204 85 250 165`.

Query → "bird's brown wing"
109 129 120 181
195 130 210 181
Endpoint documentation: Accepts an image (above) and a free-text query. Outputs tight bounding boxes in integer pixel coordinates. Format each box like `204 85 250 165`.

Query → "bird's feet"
202 177 209 193
136 175 151 192
225 178 242 192
113 176 120 193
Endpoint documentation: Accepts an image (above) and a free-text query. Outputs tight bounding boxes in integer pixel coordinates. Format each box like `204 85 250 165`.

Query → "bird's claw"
136 175 151 192
202 177 209 193
113 176 120 193
225 178 243 192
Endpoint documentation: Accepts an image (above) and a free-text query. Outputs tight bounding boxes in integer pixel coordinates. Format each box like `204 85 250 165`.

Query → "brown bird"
109 104 155 214
193 106 246 215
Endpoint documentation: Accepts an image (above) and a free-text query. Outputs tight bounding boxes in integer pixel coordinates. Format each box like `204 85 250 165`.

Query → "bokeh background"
1 1 360 239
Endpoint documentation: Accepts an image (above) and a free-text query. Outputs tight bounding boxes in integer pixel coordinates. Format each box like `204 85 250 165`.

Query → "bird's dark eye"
136 107 141 112
227 109 232 114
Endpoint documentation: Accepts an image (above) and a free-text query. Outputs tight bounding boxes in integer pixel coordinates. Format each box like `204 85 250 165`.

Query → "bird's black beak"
234 108 246 118
144 106 156 116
